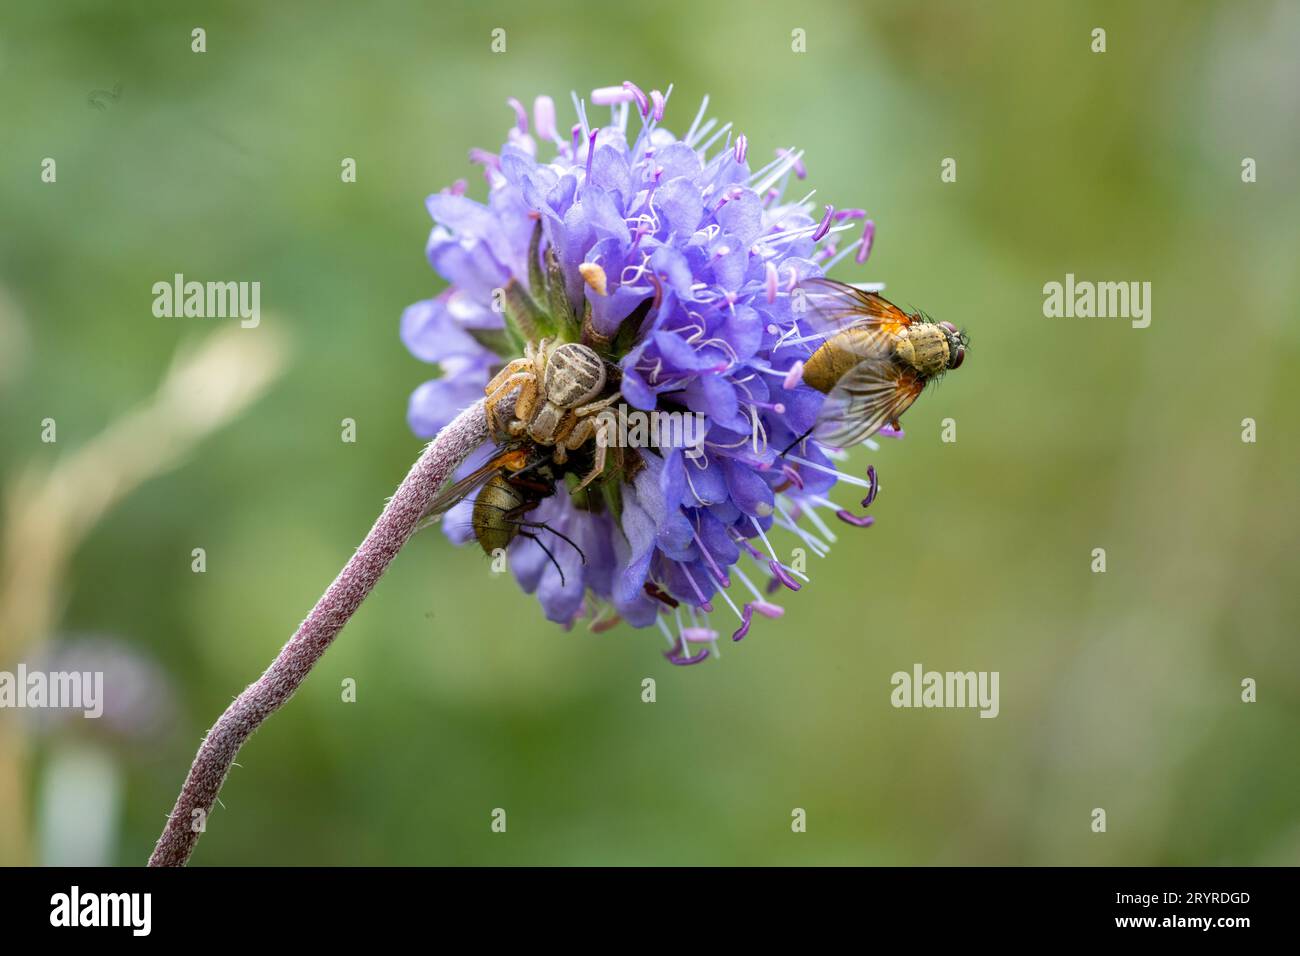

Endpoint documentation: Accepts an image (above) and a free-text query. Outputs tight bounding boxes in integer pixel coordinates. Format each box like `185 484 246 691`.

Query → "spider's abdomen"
544 343 605 406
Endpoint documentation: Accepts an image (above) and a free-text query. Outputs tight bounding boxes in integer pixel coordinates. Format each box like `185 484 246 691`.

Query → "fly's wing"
801 278 914 337
422 446 522 522
814 357 926 448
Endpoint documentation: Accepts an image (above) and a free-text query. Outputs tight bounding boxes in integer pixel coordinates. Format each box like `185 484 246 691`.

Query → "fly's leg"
516 532 566 586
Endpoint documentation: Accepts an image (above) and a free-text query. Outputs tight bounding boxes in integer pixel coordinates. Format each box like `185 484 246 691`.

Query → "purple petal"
654 176 704 235
722 458 775 517
400 298 485 364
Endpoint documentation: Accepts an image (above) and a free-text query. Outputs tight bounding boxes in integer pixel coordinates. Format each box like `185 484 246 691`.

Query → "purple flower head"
404 84 890 660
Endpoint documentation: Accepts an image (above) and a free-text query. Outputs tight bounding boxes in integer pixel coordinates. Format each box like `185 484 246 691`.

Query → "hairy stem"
148 400 488 866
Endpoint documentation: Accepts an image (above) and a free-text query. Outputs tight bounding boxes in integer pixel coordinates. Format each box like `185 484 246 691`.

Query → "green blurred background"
1 0 1297 866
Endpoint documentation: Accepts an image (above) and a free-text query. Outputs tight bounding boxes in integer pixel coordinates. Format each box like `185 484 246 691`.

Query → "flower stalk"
147 399 488 866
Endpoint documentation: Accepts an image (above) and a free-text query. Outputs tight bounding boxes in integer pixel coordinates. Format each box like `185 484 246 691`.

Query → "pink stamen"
734 133 748 164
812 204 834 241
713 185 744 213
647 271 664 313
679 562 715 613
861 464 879 508
665 642 710 666
835 510 875 528
506 97 528 133
775 148 807 179
585 128 600 181
592 85 634 106
622 81 649 117
768 559 802 591
855 219 876 264
782 360 805 391
533 95 557 141
691 527 732 588
732 605 754 641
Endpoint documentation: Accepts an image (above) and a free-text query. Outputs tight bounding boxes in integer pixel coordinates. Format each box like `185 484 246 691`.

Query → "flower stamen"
506 97 528 133
812 204 835 242
855 219 876 264
621 80 649 117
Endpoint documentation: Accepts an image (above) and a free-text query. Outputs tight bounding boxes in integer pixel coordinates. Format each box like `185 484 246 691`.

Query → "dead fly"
421 442 585 584
484 339 621 491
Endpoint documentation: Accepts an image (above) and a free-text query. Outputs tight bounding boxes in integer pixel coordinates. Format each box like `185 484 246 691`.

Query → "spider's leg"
485 370 534 433
510 376 539 428
573 422 607 492
485 357 533 397
572 389 623 417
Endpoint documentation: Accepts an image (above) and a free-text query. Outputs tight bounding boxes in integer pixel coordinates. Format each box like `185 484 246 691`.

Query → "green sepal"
600 475 624 525
545 246 581 343
501 278 554 344
610 296 655 361
467 326 519 360
527 219 546 304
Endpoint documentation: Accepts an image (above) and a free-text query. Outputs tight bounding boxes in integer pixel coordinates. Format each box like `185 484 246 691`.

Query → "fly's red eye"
940 321 958 334
951 346 965 369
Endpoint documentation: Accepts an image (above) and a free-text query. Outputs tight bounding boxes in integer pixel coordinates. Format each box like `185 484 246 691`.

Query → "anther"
812 204 834 242
854 219 876 264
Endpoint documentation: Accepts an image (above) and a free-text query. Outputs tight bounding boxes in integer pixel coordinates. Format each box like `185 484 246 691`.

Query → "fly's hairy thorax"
895 325 950 377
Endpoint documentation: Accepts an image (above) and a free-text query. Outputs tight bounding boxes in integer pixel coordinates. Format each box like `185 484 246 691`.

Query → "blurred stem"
148 400 489 866
0 327 285 865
